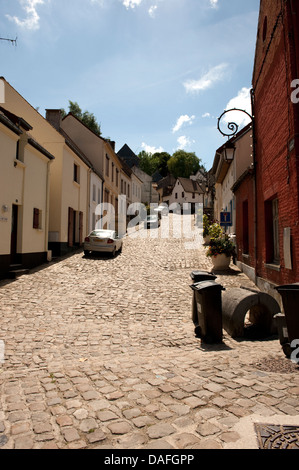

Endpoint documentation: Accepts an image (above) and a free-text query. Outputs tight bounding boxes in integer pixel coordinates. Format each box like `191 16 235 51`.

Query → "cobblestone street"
0 220 298 450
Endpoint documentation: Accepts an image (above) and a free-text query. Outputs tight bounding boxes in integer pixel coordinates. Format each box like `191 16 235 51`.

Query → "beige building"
131 165 159 205
131 171 143 204
1 78 92 257
61 115 133 232
0 105 54 278
211 123 253 233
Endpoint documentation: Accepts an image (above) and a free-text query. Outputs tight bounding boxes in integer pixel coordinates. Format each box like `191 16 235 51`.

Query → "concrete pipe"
222 287 280 339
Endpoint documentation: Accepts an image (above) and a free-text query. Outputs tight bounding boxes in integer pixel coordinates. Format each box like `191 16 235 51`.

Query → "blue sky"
0 0 260 170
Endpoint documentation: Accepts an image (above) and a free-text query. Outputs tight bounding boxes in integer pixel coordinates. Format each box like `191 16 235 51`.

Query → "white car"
154 204 168 216
84 230 123 257
144 214 160 229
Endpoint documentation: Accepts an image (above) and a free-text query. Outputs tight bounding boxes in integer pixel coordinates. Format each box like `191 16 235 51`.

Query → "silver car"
84 230 123 257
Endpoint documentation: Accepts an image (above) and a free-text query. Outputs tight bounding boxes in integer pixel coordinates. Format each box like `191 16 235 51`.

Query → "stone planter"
211 253 231 270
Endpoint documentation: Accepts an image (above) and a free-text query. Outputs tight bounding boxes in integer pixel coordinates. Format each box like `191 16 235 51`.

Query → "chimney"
110 141 115 151
45 109 62 131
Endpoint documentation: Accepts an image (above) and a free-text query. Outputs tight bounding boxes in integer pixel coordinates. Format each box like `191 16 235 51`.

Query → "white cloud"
177 135 194 150
122 0 143 9
141 142 164 154
222 87 252 127
148 5 158 18
6 0 46 31
209 0 218 9
202 112 211 118
183 63 228 94
172 114 195 133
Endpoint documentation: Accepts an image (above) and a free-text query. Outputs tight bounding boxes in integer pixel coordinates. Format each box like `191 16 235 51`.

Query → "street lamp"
223 140 236 162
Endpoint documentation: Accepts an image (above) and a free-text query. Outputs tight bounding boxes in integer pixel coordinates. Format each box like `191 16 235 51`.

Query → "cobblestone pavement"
0 219 298 450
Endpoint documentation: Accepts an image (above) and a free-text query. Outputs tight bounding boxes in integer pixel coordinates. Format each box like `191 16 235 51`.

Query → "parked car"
144 214 160 229
154 203 168 216
84 230 123 257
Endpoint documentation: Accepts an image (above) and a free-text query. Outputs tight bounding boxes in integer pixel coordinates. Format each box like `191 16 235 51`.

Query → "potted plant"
206 235 236 270
202 214 211 244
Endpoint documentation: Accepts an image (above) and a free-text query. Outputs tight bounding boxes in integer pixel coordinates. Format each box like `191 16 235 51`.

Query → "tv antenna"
0 36 17 46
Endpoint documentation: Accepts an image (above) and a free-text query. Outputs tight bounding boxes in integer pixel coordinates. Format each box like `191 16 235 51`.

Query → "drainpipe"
45 159 52 259
250 87 258 285
87 168 92 235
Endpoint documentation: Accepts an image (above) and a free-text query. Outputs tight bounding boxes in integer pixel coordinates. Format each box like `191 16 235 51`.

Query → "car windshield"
89 230 114 238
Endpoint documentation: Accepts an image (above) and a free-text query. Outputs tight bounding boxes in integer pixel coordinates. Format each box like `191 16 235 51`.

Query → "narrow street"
0 222 298 450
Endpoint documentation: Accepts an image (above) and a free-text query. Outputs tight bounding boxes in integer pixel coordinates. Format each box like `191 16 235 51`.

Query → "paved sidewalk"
0 223 298 449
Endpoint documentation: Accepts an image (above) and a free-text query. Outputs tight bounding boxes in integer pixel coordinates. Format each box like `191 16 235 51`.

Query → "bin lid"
190 271 217 280
275 283 299 291
190 280 224 291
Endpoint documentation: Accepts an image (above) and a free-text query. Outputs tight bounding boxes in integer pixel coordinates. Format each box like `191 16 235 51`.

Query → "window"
98 188 101 204
16 141 20 160
175 193 178 199
265 197 280 264
74 163 80 183
192 193 195 199
92 184 96 202
116 169 119 187
106 155 109 177
127 184 130 198
182 192 185 198
33 208 42 229
272 199 280 263
112 163 114 183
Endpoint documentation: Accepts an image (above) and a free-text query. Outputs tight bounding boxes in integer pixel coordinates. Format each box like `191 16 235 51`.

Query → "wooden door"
79 211 83 246
68 207 74 247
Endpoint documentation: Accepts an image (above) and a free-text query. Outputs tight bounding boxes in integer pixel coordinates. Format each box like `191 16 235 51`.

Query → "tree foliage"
138 151 171 177
61 101 101 136
167 150 201 179
138 148 204 179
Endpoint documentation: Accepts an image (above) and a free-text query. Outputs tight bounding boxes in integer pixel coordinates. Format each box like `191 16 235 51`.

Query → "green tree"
138 150 154 175
151 152 171 177
138 151 171 176
61 101 101 136
167 150 201 178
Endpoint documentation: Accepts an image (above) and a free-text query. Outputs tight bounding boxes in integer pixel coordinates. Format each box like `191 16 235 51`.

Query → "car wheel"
119 244 123 253
111 247 116 257
84 250 89 257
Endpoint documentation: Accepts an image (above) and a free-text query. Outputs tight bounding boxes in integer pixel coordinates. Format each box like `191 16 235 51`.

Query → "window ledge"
265 263 281 272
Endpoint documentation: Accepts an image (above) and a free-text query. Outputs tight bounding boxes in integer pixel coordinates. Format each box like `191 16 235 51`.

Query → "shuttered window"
33 208 42 229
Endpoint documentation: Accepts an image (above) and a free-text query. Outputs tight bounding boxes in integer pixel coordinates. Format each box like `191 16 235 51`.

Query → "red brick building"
238 0 299 295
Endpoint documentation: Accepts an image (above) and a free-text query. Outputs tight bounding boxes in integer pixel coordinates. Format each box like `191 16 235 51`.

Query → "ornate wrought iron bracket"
217 108 253 138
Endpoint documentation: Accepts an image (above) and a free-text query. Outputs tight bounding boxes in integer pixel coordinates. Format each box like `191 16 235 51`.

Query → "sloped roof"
156 174 176 190
177 177 204 194
0 105 32 133
117 144 140 168
0 106 54 160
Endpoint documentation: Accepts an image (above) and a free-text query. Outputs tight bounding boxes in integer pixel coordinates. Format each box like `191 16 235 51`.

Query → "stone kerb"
222 287 280 338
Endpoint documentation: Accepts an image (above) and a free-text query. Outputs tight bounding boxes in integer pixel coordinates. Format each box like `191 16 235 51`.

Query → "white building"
168 178 205 213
